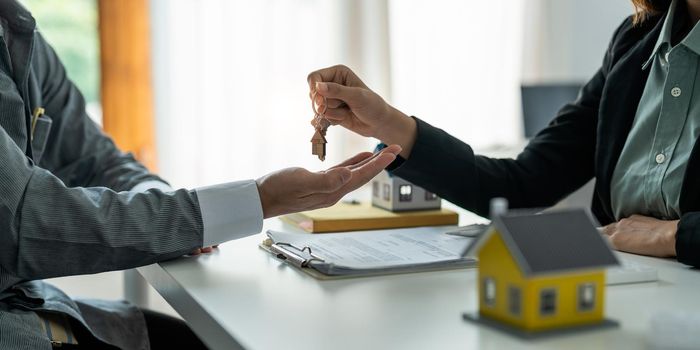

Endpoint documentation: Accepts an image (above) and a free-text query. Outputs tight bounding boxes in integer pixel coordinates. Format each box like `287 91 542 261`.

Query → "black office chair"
520 83 583 138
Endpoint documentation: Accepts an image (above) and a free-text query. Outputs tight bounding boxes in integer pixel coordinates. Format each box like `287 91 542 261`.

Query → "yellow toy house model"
463 209 620 338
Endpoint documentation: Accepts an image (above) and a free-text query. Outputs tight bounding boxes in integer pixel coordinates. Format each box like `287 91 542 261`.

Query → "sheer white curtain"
150 0 525 189
388 0 525 149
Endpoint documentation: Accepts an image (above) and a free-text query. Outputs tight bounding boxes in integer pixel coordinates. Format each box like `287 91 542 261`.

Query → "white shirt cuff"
130 180 173 193
195 180 264 246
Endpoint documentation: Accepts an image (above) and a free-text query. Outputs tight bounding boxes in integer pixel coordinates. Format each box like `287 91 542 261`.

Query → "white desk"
138 218 700 350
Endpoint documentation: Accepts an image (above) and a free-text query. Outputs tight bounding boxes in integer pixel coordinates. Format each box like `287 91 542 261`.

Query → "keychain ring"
311 90 328 116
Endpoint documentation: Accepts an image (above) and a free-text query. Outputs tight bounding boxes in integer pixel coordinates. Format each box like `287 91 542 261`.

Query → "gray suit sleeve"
0 124 204 280
32 32 163 191
0 34 204 280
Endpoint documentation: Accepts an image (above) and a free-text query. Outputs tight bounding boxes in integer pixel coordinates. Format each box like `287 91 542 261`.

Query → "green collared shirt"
611 0 700 220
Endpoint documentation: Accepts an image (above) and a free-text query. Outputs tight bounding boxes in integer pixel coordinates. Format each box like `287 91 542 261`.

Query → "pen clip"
31 107 45 141
270 242 325 268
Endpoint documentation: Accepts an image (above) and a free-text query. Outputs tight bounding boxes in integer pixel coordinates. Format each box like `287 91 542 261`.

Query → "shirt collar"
682 14 700 55
644 0 700 69
643 0 678 69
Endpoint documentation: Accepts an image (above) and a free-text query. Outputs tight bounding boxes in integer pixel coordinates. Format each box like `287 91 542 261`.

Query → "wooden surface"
281 201 459 233
98 0 157 170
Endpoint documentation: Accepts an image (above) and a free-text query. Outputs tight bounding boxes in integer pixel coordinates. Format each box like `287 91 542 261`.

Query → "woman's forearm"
378 107 417 159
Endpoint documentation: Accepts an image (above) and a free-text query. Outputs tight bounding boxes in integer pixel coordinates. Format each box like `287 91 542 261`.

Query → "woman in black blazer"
308 0 700 267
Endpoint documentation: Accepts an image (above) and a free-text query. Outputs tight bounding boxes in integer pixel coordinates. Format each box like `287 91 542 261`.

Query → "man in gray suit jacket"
0 2 401 349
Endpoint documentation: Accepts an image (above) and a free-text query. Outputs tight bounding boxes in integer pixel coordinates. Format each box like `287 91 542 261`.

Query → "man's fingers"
294 145 401 211
346 151 381 170
306 167 352 194
348 145 402 170
329 152 374 170
339 152 398 193
297 192 344 212
351 152 397 182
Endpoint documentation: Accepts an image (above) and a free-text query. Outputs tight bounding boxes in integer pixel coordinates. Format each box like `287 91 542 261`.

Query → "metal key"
311 128 327 161
310 90 329 161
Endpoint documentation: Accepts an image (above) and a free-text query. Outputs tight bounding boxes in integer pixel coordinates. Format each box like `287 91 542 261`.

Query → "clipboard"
259 241 343 280
260 227 477 280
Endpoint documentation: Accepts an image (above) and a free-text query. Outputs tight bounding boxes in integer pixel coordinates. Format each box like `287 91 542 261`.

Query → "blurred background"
23 0 632 316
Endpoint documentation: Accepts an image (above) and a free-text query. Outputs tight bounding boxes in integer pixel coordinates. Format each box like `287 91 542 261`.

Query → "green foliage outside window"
22 0 100 103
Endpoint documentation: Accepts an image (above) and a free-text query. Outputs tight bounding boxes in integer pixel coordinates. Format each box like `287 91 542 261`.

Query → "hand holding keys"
311 90 329 161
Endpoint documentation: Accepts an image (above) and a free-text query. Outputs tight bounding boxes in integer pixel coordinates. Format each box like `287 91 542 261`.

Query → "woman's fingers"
323 107 353 120
313 95 344 109
315 82 365 106
307 64 357 89
325 98 345 109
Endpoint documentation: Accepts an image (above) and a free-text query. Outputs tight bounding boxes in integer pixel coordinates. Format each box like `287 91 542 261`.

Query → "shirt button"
671 87 682 97
655 153 666 164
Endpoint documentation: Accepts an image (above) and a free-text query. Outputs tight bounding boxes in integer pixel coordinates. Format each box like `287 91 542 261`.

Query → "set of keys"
311 90 330 161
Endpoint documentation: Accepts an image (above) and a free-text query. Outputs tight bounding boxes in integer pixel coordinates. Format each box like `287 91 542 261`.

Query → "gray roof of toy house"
470 209 619 276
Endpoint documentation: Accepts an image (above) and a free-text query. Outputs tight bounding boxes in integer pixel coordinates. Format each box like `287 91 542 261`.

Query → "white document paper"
267 226 475 275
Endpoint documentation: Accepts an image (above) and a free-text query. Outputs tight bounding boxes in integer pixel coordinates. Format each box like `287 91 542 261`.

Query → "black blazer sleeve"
389 19 627 218
677 214 700 266
391 70 606 218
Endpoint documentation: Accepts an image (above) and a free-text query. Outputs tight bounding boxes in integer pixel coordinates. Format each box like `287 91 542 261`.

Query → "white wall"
522 0 633 83
520 0 634 209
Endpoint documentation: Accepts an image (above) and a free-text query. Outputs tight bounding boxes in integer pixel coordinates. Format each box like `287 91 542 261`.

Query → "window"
578 283 596 312
388 1 525 149
425 191 438 201
508 286 521 316
23 0 101 122
150 1 527 190
540 288 557 316
399 184 413 202
482 277 496 306
383 184 391 201
372 182 379 198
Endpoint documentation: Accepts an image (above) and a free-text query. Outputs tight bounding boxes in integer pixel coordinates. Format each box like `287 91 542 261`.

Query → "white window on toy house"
425 191 438 201
577 283 596 312
399 185 413 202
483 277 496 307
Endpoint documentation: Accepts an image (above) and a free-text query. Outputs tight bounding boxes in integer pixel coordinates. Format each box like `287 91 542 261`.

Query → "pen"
31 107 45 141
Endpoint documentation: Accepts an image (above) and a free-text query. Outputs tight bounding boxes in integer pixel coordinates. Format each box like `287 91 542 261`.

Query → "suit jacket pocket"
31 114 52 164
